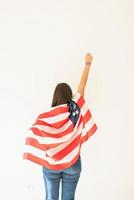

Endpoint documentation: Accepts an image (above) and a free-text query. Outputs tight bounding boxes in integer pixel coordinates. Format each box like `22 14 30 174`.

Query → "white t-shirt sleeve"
72 91 82 104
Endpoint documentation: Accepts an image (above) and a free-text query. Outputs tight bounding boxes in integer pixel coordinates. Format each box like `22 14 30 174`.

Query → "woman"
41 52 95 200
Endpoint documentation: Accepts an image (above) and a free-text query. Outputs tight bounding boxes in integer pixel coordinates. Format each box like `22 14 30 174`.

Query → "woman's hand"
85 53 93 65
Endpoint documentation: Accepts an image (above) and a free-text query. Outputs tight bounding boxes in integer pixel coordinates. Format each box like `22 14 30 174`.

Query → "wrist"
85 61 92 66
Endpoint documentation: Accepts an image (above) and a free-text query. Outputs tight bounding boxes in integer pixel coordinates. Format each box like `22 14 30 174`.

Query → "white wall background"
0 0 134 200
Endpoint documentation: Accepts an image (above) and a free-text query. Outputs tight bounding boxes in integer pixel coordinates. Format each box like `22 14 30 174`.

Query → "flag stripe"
30 123 74 138
37 106 68 118
34 113 70 128
23 152 80 170
81 123 98 144
23 91 98 170
38 112 70 124
25 137 64 151
31 119 72 134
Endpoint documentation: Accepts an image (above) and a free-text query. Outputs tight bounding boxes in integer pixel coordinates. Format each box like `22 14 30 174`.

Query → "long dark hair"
51 82 73 107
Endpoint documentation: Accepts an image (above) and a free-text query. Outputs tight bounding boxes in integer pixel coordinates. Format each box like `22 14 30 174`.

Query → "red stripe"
25 137 45 151
42 124 74 138
23 152 80 170
29 127 44 136
83 110 92 124
81 123 97 144
52 133 82 161
33 117 70 129
77 96 85 108
30 123 74 138
25 137 63 151
37 106 68 119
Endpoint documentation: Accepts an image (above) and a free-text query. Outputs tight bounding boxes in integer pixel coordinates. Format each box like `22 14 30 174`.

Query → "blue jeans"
42 156 82 200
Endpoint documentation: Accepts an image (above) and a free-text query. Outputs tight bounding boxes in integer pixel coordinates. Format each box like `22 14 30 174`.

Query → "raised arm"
77 53 93 96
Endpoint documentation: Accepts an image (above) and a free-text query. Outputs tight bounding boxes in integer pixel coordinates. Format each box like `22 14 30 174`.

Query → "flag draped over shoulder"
23 92 98 170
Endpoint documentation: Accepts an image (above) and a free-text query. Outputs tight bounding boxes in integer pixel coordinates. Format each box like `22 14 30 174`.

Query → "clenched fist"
85 53 93 65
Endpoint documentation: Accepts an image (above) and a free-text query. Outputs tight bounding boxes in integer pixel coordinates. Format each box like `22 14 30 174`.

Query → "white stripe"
72 92 81 102
81 117 95 137
32 119 72 134
81 102 89 115
24 143 80 165
40 112 70 124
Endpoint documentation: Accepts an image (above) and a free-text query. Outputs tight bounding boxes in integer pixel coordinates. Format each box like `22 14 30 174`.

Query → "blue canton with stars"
67 100 80 127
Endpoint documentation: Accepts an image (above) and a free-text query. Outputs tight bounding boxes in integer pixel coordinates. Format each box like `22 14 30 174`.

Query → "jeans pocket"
71 156 82 173
42 166 56 173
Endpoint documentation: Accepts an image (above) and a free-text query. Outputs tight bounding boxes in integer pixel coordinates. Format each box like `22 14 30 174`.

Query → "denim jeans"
42 155 82 200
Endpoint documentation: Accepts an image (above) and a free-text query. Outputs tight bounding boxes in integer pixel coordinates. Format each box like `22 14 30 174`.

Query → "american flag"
23 92 98 170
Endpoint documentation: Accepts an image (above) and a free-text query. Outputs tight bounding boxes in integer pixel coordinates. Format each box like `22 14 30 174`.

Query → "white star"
76 110 79 114
73 104 76 109
72 112 76 116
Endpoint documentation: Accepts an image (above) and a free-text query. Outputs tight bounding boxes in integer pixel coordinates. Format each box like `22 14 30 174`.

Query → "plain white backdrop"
0 0 134 199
